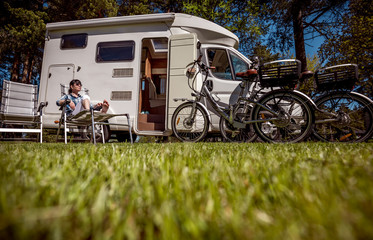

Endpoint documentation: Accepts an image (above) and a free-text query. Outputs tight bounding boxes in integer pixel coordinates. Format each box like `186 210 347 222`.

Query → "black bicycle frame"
199 74 282 129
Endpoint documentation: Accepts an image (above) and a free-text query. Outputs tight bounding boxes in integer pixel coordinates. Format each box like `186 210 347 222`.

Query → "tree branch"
304 6 332 28
307 22 329 38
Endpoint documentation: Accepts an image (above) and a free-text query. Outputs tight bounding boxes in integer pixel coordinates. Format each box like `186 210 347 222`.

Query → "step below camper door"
167 33 197 130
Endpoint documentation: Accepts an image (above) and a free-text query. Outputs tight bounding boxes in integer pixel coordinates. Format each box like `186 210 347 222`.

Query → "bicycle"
171 57 315 143
302 64 373 142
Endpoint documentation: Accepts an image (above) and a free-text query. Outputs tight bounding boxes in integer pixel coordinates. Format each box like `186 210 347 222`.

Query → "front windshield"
229 51 250 80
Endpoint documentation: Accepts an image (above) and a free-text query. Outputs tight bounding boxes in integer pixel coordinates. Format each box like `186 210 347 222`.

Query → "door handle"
206 80 213 91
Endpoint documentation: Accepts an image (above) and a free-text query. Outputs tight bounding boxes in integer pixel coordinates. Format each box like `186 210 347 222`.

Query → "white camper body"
39 13 255 140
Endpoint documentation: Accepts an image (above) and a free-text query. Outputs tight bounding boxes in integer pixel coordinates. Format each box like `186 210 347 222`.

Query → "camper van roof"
46 13 239 48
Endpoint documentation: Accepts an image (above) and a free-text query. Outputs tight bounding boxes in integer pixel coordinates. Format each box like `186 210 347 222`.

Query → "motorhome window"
61 34 88 49
229 51 250 80
207 49 233 80
96 41 135 62
151 38 168 53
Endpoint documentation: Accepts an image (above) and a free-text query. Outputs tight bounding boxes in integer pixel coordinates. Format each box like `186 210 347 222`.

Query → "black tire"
313 92 373 142
252 91 314 143
116 132 136 142
219 105 257 142
171 102 209 142
86 124 110 143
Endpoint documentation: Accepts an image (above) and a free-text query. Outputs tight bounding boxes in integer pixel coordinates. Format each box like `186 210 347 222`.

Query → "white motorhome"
39 13 254 141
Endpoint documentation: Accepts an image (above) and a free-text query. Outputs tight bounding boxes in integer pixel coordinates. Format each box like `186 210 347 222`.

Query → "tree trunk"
11 53 20 82
21 53 30 84
27 56 35 84
292 2 308 72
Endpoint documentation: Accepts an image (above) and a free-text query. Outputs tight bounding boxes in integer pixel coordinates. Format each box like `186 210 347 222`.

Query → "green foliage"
319 0 373 98
260 0 347 54
46 0 118 21
182 0 265 54
117 0 183 16
1 143 373 239
259 0 347 72
122 0 269 56
118 0 269 55
75 0 118 19
1 3 47 51
0 1 47 82
117 0 153 16
46 0 84 22
251 43 280 63
299 54 322 95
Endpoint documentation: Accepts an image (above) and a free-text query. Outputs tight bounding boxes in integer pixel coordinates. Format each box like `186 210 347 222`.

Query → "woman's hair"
68 79 82 94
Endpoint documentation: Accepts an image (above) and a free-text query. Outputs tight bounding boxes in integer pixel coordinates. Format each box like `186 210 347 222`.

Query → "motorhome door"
44 64 75 114
167 33 197 130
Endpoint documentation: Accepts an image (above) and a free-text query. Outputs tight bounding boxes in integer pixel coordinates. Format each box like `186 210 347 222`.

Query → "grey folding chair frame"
0 80 48 143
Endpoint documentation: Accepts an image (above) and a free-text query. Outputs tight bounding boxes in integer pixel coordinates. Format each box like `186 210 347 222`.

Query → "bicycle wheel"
252 91 314 143
313 92 373 142
172 102 209 142
219 105 257 142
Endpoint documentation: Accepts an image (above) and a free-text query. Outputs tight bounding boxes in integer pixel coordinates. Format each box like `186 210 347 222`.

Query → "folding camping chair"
0 80 47 142
56 84 133 144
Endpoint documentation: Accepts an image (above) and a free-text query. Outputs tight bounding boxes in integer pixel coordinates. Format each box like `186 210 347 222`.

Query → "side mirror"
197 41 201 50
251 56 260 69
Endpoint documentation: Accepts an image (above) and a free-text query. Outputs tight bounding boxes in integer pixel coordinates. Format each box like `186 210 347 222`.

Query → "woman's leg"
82 95 91 110
71 96 91 116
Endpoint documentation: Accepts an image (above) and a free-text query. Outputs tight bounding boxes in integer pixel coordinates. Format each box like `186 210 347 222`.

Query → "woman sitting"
56 79 109 116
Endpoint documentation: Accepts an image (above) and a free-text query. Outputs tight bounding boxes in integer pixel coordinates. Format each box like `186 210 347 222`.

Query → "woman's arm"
56 95 75 109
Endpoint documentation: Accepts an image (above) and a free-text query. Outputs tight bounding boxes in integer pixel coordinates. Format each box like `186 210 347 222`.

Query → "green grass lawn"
0 142 372 240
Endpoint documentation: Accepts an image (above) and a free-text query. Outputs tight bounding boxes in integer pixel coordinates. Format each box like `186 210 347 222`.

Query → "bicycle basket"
315 64 358 91
259 59 301 88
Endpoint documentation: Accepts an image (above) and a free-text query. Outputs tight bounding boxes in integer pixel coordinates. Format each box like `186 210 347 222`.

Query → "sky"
305 36 324 57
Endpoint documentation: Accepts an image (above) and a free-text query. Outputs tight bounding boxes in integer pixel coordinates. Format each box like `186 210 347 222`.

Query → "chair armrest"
58 99 70 111
38 102 48 112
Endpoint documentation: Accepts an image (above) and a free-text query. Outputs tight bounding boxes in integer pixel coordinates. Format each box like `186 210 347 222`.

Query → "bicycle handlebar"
192 55 215 73
196 54 203 63
62 99 71 106
299 70 314 82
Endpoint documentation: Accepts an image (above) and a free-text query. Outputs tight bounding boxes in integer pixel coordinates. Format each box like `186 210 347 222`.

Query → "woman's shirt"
56 94 83 116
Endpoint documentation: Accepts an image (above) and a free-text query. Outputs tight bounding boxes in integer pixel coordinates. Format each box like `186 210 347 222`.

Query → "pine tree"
0 2 47 83
319 0 373 98
259 0 347 72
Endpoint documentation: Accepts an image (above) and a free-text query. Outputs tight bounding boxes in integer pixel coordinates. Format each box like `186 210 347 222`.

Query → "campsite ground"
1 142 372 239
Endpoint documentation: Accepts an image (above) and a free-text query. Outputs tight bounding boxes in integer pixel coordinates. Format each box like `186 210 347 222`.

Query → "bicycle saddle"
299 70 314 81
